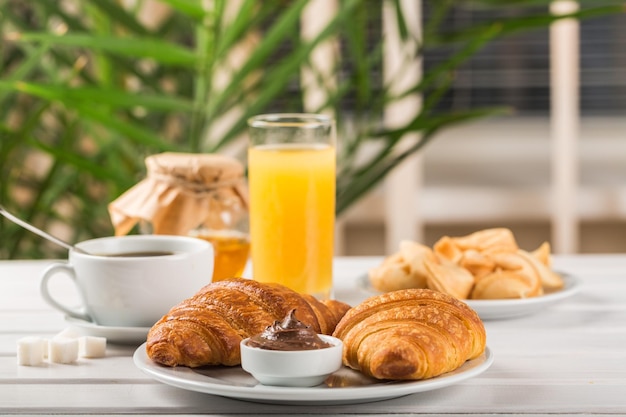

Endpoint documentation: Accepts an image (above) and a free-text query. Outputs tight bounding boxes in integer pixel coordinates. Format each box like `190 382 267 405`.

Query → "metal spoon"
0 204 89 254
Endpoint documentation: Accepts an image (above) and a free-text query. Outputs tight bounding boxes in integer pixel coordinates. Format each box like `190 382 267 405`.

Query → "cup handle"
40 263 92 322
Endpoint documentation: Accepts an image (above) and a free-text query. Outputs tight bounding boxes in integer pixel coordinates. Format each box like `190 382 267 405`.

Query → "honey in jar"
190 230 250 281
108 152 250 282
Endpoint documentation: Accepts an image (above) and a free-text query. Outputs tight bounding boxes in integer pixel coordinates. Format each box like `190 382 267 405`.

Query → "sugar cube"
16 336 46 366
49 337 79 364
79 336 106 358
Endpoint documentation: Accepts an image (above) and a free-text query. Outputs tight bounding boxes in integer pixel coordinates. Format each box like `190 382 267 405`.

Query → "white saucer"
64 316 150 345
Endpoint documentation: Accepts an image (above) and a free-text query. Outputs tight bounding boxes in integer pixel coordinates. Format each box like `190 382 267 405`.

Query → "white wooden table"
1 255 625 416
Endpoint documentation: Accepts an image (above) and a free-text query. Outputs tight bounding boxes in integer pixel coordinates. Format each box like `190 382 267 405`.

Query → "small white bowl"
240 335 343 387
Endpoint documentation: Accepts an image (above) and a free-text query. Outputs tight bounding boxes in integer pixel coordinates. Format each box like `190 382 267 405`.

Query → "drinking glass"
247 114 335 299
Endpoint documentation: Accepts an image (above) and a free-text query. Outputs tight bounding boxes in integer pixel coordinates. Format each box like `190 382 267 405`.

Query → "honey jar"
108 152 250 282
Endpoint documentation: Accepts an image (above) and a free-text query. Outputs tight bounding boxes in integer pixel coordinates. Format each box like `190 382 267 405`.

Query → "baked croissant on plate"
146 278 351 367
333 288 486 380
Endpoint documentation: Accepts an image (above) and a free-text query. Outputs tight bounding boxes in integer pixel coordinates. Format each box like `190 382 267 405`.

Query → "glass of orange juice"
247 114 335 299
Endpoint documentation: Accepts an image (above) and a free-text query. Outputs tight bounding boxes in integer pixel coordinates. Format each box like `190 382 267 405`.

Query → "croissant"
333 288 486 380
146 278 351 367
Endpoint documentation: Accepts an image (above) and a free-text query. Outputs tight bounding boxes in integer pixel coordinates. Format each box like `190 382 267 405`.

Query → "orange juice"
190 230 250 281
248 143 335 299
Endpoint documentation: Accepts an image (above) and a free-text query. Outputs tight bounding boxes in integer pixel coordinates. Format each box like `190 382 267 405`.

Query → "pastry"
457 249 496 280
368 241 434 292
473 251 544 299
398 240 436 288
531 241 552 266
333 288 486 380
146 278 351 367
471 270 539 299
516 249 564 291
368 253 414 292
424 257 475 299
436 227 519 257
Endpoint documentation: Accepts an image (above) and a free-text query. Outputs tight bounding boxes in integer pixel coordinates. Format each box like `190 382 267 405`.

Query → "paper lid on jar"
108 152 248 236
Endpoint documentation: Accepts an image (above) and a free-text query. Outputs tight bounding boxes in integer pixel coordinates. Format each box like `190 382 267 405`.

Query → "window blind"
423 3 626 116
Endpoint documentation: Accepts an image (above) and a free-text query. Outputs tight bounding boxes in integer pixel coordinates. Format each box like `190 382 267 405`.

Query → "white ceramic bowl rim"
241 334 342 352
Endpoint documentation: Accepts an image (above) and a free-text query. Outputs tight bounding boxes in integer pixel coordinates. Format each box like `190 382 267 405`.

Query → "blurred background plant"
0 0 624 259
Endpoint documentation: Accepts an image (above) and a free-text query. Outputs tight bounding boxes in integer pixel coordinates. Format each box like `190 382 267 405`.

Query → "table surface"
1 255 625 416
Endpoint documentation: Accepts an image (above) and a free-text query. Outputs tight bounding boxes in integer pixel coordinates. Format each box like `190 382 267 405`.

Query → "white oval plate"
133 343 493 405
65 316 150 345
356 273 581 320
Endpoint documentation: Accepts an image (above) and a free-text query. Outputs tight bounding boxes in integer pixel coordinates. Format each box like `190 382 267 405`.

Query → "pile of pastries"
369 228 564 300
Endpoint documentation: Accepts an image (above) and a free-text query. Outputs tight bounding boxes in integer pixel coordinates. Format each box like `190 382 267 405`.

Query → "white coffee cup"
40 235 214 327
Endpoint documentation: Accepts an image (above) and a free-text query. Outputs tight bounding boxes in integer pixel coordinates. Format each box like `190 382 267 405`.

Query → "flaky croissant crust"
333 288 486 380
146 278 350 367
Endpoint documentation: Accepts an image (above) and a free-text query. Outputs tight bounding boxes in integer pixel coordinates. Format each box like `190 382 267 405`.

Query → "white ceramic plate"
356 273 581 320
133 343 493 405
65 316 150 345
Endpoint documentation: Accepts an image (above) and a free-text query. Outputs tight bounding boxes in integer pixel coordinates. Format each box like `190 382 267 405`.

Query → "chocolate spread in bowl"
246 309 333 351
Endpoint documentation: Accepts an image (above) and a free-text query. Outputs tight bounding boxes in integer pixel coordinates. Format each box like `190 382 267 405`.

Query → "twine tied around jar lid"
108 152 249 236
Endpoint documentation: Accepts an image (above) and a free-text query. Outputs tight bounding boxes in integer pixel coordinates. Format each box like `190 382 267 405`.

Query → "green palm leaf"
0 81 194 112
16 33 198 67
